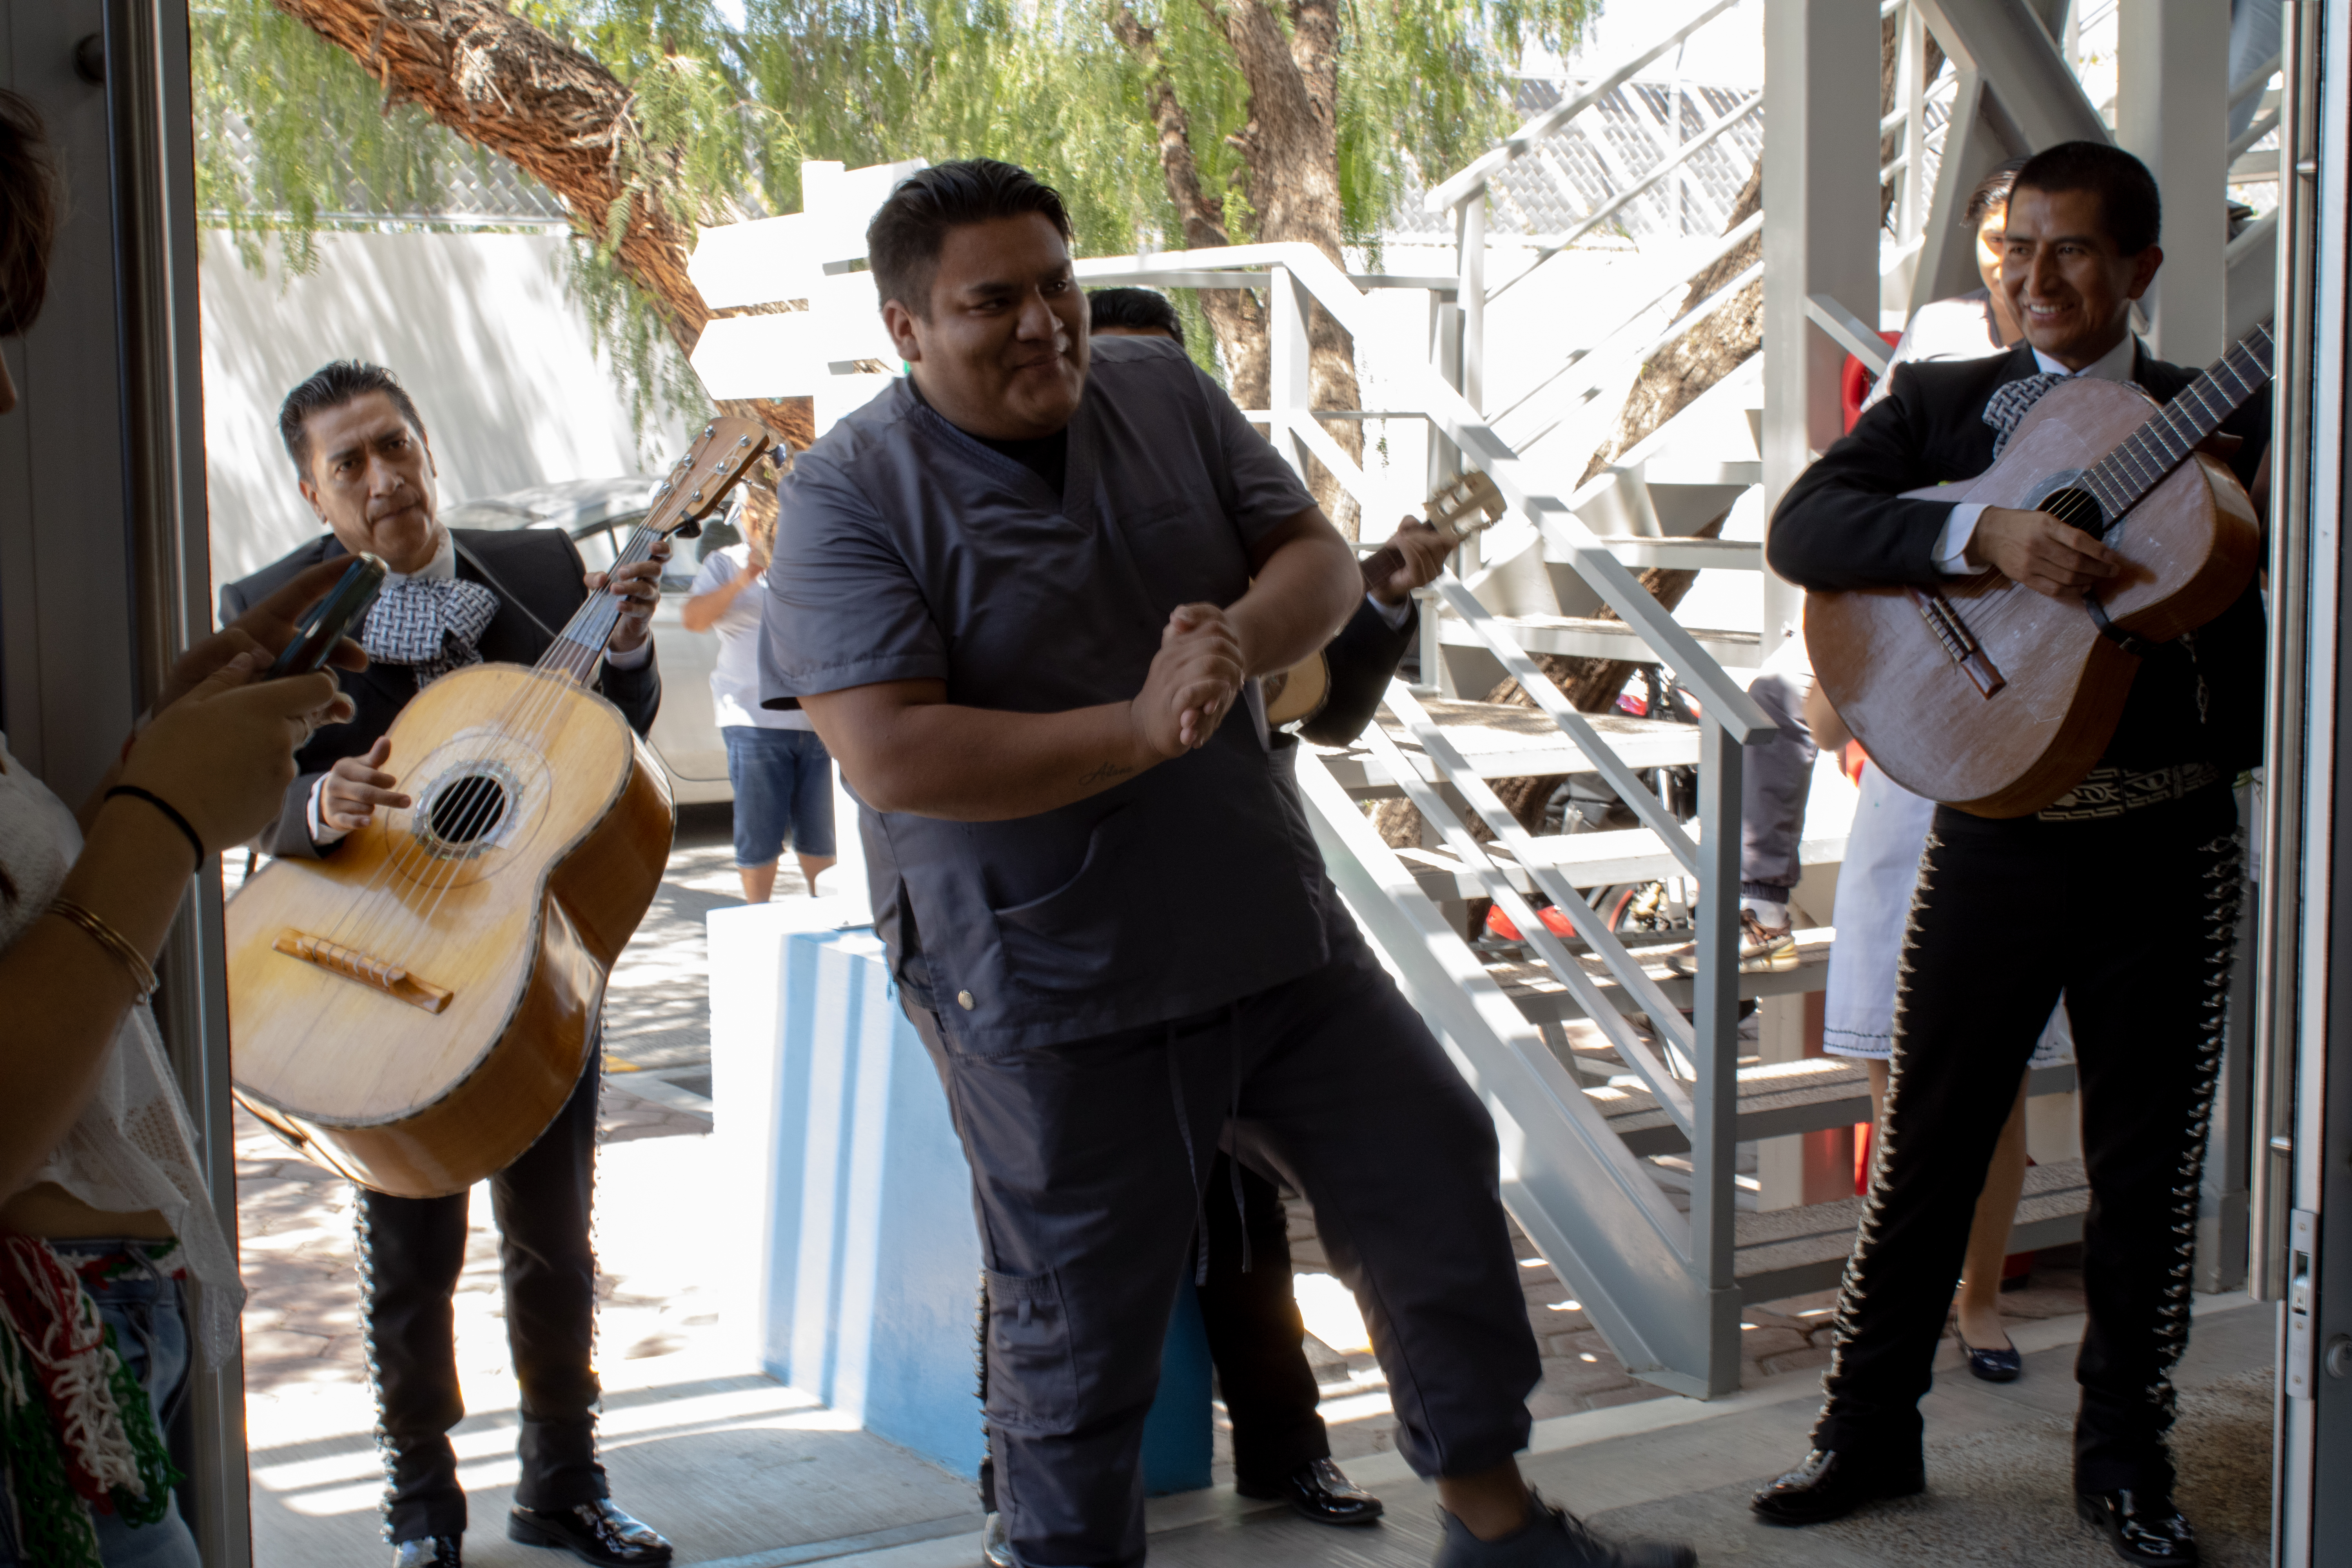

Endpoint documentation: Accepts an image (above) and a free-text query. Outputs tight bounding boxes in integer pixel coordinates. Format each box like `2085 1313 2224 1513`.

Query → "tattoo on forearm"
1079 761 1135 786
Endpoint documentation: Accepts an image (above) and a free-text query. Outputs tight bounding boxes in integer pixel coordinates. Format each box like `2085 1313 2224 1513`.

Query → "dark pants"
976 1152 1329 1514
1198 1151 1330 1484
914 935 1537 1568
359 1061 609 1543
1814 793 2242 1494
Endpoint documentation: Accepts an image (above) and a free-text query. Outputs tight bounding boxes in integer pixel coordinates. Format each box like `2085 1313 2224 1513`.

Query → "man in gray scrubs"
760 159 1695 1568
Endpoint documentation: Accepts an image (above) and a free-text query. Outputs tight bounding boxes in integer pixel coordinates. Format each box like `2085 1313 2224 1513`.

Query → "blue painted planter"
709 910 1212 1491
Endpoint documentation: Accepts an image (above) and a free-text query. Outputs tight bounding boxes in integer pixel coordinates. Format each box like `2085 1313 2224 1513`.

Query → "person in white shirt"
682 467 838 902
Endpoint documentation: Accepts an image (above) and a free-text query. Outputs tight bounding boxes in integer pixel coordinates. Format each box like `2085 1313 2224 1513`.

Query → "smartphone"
269 553 387 679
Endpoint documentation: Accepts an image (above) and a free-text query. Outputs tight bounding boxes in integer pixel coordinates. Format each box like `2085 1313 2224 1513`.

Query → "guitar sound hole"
2038 486 2107 539
429 775 509 845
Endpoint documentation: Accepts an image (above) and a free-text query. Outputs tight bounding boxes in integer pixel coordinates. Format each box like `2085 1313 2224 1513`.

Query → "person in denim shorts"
684 468 838 901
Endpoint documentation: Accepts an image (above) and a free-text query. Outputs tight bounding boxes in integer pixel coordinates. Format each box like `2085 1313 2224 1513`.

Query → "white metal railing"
1076 240 1772 1394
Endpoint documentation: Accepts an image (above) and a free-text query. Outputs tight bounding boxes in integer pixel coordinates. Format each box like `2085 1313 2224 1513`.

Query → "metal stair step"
1586 1057 2080 1159
1435 614 1762 668
1587 536 1765 572
1731 1158 2091 1305
1315 699 1703 797
1486 926 1837 1015
1396 825 1851 898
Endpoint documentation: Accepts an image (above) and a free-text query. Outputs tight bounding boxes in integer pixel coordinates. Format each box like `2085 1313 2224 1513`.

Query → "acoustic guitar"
228 418 774 1198
1264 470 1508 727
1806 327 2270 818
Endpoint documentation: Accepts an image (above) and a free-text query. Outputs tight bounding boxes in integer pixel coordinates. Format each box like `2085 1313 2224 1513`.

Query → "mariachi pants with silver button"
908 929 1539 1568
1813 789 2243 1495
358 1058 610 1543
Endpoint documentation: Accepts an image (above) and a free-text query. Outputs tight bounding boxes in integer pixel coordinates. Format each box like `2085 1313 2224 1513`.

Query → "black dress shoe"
508 1501 673 1565
391 1538 461 1568
1751 1447 1926 1525
1235 1457 1385 1525
2078 1489 2199 1565
1955 1328 2023 1382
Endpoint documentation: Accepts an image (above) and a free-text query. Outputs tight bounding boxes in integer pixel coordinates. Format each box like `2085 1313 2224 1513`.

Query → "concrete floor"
234 807 2285 1566
829 1296 2276 1568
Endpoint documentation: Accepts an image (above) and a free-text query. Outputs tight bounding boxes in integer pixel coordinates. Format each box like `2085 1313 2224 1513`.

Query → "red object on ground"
1486 903 1575 943
1840 331 1907 431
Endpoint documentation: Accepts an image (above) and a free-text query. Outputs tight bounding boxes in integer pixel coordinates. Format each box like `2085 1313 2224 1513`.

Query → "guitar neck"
538 522 666 684
1359 543 1406 593
2082 324 2274 526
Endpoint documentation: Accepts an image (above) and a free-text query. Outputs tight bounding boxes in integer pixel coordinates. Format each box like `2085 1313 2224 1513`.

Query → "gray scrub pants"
1741 663 1817 904
907 932 1539 1568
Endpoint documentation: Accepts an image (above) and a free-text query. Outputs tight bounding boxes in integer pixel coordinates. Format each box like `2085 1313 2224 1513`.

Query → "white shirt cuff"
1933 504 1987 574
307 776 350 847
605 637 654 671
1368 592 1414 630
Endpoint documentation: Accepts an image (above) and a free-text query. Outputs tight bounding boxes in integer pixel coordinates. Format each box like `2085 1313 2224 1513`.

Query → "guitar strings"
393 434 755 934
385 513 675 946
1941 354 2259 648
319 494 682 953
402 523 669 936
316 448 717 964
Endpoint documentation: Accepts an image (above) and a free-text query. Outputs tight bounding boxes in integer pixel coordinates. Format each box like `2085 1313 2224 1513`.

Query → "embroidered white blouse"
0 733 243 1363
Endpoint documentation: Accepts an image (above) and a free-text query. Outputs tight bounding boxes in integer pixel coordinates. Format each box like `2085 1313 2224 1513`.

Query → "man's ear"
298 475 326 524
880 299 924 364
2126 243 2165 301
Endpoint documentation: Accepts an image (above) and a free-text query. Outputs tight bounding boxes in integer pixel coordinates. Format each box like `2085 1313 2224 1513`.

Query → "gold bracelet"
47 898 160 1001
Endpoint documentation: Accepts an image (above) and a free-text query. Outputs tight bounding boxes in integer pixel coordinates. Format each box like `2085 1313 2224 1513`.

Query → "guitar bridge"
274 929 453 1014
1906 587 2007 697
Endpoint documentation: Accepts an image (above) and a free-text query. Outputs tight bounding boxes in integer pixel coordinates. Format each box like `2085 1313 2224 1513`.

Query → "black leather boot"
1235 1457 1385 1525
507 1500 673 1565
1750 1448 1926 1525
2077 1490 2199 1565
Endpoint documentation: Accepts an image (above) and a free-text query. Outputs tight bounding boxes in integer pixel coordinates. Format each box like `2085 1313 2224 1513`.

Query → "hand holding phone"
269 554 386 679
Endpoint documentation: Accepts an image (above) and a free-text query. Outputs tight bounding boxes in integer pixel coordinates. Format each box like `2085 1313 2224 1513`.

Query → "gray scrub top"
759 335 1342 1053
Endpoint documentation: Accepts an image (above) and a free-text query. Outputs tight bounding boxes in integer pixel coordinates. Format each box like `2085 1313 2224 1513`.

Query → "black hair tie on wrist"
105 785 207 873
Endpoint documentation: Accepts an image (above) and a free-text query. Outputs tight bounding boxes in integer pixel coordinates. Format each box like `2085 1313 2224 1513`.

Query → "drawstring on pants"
1167 1027 1211 1286
1229 1041 1252 1276
1168 1006 1249 1287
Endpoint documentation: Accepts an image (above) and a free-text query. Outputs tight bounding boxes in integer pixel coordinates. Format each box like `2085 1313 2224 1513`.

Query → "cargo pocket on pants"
983 1268 1080 1431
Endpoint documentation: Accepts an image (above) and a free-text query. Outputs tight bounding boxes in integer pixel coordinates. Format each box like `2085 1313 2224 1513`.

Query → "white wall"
199 229 695 600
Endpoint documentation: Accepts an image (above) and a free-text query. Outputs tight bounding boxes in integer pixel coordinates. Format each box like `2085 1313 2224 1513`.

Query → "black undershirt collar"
907 375 1068 496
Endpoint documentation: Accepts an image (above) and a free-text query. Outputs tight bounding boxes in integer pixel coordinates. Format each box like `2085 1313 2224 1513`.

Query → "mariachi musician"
221 361 674 1568
1749 144 2266 1567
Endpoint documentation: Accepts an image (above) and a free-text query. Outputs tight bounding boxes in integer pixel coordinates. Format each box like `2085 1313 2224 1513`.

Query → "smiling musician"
220 362 673 1568
1749 144 2267 1566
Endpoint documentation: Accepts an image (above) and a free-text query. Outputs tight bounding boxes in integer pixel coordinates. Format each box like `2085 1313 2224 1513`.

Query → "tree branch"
272 0 811 448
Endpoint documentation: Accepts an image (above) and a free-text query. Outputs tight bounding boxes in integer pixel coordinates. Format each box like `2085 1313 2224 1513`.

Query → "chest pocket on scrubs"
1114 497 1245 612
990 807 1172 995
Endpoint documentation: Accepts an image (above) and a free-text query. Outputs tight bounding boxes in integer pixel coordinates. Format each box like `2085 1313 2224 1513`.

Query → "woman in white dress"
1818 158 2068 1384
0 90 357 1566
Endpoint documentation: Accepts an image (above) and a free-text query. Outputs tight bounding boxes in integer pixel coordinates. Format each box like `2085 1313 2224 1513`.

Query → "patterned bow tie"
1981 372 2073 461
360 576 501 685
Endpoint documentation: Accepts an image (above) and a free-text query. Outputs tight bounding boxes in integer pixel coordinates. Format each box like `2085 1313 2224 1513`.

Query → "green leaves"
198 0 1584 412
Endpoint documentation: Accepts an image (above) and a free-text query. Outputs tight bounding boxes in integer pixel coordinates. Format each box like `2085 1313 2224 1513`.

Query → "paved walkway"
231 815 2201 1564
235 1087 2105 1562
